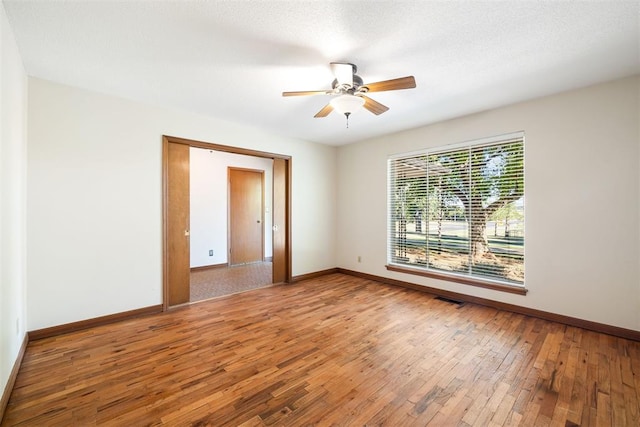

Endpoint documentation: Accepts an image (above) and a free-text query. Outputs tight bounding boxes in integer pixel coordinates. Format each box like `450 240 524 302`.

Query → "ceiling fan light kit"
329 94 366 128
283 62 416 127
330 94 365 115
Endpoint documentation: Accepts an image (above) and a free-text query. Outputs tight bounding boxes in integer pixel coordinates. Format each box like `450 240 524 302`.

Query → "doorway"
162 135 291 309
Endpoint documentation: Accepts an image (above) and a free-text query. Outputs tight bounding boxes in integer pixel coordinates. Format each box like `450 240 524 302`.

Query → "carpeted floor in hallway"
190 262 273 302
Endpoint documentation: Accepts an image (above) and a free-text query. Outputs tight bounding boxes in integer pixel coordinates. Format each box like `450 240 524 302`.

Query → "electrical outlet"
16 318 19 334
209 250 214 256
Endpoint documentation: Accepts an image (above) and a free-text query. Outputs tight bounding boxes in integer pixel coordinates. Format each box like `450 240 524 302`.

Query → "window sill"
385 264 528 295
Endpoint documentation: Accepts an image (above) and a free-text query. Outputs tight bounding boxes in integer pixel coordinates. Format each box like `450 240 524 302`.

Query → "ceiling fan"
282 62 416 125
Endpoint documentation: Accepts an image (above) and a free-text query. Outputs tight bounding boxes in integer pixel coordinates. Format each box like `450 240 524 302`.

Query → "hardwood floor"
3 273 640 426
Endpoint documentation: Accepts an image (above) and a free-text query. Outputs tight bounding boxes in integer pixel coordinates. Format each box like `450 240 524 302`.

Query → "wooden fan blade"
330 62 353 87
362 76 416 93
362 96 389 115
282 90 331 97
314 103 334 118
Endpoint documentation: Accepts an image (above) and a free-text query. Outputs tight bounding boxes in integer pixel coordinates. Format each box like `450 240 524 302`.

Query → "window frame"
386 132 527 295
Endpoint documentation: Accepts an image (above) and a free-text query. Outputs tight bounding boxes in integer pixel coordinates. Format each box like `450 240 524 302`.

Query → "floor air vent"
434 296 464 306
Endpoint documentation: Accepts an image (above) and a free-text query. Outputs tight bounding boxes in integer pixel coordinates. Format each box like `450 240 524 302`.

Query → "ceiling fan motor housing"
332 75 364 93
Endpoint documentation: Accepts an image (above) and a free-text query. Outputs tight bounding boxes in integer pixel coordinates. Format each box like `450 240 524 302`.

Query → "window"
387 133 525 291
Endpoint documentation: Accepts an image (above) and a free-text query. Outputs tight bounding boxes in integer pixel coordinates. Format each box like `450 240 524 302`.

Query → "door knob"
257 220 261 223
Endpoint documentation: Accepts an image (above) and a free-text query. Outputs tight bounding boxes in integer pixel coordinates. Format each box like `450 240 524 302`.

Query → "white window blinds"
387 133 525 286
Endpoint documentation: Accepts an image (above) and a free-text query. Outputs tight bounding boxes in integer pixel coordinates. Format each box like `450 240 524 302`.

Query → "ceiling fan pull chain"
345 112 351 129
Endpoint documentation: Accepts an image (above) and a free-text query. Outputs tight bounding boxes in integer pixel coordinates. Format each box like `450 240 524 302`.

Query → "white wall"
27 78 337 330
190 147 273 267
0 3 28 401
337 75 640 331
23 54 637 336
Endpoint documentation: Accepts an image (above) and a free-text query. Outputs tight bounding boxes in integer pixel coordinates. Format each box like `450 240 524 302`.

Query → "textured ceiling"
4 0 639 146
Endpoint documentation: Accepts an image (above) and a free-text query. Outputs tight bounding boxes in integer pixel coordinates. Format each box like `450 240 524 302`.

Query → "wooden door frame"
162 135 292 310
